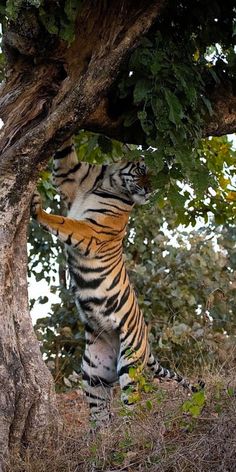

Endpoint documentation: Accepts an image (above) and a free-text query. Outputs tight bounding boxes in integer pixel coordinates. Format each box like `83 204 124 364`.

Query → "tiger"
31 140 204 426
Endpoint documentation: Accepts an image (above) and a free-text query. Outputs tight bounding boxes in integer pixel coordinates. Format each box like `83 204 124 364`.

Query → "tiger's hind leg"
147 352 205 392
117 321 149 406
82 328 119 427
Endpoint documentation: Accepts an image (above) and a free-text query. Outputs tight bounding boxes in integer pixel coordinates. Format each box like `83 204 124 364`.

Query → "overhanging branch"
203 85 236 138
83 83 236 143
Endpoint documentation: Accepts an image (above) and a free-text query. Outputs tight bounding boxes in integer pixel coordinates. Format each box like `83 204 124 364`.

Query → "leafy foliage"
0 0 83 42
182 390 206 418
116 24 236 222
38 0 83 42
118 31 207 163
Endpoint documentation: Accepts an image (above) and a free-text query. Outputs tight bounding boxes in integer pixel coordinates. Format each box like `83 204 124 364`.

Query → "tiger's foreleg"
82 329 119 426
31 191 98 251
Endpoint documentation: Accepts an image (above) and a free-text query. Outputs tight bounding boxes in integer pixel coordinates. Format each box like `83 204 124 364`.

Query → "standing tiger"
31 141 203 425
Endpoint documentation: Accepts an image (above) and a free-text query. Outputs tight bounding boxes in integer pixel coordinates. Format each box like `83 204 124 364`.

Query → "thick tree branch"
203 85 236 137
83 82 236 143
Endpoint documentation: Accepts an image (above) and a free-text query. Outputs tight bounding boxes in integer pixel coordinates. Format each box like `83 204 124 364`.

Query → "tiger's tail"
147 353 205 393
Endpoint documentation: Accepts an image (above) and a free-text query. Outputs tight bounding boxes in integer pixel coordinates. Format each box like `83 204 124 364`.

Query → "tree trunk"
0 185 57 470
0 1 165 467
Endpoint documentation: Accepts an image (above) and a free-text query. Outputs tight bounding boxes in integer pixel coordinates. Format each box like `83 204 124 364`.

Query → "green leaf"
182 390 205 417
168 186 186 210
201 96 213 115
64 0 82 21
133 79 151 103
39 8 59 35
98 135 113 154
146 400 153 411
137 110 153 135
6 0 22 19
164 89 184 126
190 168 210 196
209 68 220 84
123 110 138 127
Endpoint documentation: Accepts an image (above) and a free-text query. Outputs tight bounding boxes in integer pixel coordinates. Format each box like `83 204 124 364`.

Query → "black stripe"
54 162 82 178
78 264 106 274
73 238 85 248
81 226 118 237
88 208 118 216
117 363 133 377
67 253 106 274
93 190 132 206
120 310 138 343
79 296 106 311
84 323 94 334
80 166 92 185
83 354 97 368
105 293 119 309
97 242 121 256
65 233 73 245
85 391 105 401
54 145 73 159
124 306 141 334
115 285 130 313
107 265 124 290
92 165 107 188
87 402 102 409
102 260 122 277
71 270 104 290
86 218 113 230
100 201 130 213
130 335 143 357
105 300 119 317
59 177 76 185
118 295 136 330
82 371 113 387
98 248 122 262
122 382 136 391
84 237 93 257
120 325 139 358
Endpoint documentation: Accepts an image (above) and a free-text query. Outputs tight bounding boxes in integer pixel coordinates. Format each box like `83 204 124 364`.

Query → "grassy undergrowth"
9 370 236 472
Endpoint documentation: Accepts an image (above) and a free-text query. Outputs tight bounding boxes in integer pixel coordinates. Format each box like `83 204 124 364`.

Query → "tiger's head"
106 160 151 205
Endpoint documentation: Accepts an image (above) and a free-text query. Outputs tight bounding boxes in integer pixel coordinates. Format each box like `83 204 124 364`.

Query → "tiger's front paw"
31 190 42 219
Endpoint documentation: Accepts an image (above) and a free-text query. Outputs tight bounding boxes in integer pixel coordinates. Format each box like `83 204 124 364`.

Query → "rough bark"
0 186 57 469
0 0 166 467
203 84 236 137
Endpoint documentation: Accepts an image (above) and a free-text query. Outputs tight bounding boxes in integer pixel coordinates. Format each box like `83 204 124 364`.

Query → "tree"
0 0 235 467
